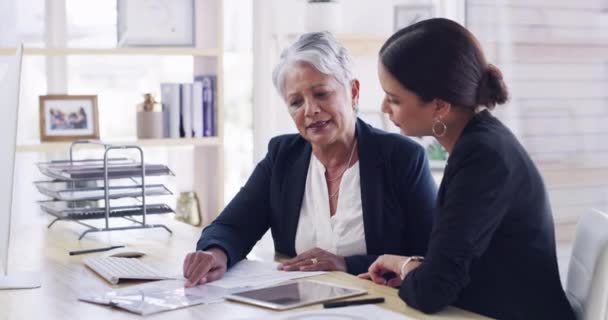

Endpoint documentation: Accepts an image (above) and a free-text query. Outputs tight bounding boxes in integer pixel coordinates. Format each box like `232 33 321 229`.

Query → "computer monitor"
0 45 41 289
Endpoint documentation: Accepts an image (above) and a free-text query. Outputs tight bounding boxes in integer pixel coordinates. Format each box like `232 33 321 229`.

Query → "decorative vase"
175 191 202 227
136 93 164 139
305 0 342 33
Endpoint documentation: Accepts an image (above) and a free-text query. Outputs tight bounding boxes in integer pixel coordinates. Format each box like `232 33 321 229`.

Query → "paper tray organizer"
36 140 175 239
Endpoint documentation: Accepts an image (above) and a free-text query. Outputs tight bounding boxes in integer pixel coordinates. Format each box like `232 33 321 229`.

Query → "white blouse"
294 153 367 257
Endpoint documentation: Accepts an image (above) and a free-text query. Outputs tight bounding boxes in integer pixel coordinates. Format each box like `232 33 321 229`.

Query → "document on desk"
238 304 415 320
78 260 325 315
210 260 325 289
79 279 231 316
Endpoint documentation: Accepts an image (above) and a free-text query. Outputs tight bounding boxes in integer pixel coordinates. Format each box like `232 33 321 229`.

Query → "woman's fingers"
357 272 372 280
204 267 226 283
183 253 193 277
298 260 332 272
387 277 403 288
279 252 312 268
280 258 315 271
184 252 204 278
184 252 214 287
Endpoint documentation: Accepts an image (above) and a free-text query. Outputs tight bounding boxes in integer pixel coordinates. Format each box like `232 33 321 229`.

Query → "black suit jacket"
399 111 575 320
197 119 437 275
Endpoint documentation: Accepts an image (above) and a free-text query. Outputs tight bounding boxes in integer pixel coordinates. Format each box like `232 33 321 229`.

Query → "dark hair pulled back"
380 18 508 109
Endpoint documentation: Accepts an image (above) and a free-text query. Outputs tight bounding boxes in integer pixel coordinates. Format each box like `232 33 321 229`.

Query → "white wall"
467 0 608 223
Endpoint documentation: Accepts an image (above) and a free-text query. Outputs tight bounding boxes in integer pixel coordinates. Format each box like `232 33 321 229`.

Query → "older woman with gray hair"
183 32 436 287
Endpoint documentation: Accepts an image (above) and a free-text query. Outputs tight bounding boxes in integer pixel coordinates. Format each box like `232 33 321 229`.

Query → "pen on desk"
69 245 125 256
323 297 385 309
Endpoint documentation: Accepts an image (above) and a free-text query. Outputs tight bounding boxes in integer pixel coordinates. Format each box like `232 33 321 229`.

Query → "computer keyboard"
83 256 172 285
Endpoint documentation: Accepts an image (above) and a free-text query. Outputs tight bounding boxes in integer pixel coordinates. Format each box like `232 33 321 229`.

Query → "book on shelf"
160 77 216 139
195 75 216 137
180 83 193 138
161 83 181 138
192 81 204 138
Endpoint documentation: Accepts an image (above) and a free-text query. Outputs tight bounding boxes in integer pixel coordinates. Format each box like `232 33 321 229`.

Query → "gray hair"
272 31 355 98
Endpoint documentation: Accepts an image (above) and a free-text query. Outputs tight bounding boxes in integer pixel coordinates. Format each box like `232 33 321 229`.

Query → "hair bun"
477 64 509 109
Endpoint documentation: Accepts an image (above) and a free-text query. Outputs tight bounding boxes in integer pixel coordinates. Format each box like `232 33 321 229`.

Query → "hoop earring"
432 118 447 137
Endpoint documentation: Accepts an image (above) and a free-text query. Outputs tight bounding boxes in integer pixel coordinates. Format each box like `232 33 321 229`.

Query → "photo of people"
39 95 99 141
49 106 88 130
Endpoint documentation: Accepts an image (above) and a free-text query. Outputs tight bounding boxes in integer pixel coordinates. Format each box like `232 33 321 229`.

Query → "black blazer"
197 118 437 275
399 111 575 320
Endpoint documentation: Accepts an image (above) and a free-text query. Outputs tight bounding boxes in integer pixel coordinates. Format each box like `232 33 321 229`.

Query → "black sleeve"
345 142 436 275
196 139 276 268
344 255 380 275
398 142 437 256
399 147 510 313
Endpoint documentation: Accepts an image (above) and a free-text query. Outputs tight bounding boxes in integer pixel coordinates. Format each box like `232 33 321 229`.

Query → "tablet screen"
226 280 366 310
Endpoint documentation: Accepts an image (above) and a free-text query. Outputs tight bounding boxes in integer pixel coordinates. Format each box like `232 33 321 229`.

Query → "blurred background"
1 0 607 280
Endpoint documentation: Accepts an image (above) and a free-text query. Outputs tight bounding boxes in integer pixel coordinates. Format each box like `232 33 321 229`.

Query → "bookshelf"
283 33 387 56
0 47 220 56
1 0 225 226
16 137 222 152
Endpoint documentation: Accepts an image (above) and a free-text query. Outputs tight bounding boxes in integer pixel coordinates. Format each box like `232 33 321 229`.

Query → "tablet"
225 280 367 310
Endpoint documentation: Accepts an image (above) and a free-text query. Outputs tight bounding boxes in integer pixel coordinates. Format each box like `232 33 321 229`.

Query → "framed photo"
393 5 435 31
39 95 99 142
117 0 195 46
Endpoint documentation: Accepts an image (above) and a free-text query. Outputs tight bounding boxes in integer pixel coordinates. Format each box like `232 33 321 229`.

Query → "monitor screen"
0 45 23 275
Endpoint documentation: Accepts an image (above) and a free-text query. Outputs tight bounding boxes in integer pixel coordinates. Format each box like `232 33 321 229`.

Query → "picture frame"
39 95 100 142
393 5 435 31
117 0 195 47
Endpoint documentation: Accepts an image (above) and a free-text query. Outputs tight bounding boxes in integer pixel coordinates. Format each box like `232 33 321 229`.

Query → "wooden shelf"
0 47 220 56
16 137 221 152
284 33 387 56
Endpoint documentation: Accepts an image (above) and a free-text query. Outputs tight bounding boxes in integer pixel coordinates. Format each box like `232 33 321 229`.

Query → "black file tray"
37 162 174 181
40 200 174 220
36 140 174 240
34 181 172 201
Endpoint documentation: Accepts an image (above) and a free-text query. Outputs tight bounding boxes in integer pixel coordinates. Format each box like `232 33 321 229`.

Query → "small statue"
137 93 161 112
136 93 164 138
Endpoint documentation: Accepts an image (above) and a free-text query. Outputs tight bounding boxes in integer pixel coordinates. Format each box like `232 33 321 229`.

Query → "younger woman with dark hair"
359 18 575 320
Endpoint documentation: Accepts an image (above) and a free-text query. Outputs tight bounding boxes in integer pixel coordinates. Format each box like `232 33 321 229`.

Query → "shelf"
0 47 221 57
16 137 221 152
284 33 387 56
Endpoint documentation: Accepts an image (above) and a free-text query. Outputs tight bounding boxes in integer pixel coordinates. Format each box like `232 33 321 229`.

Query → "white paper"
79 279 230 316
78 260 324 315
238 305 415 320
209 260 325 289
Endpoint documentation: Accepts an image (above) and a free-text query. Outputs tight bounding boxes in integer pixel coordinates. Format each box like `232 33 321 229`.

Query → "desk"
0 186 488 320
0 216 488 320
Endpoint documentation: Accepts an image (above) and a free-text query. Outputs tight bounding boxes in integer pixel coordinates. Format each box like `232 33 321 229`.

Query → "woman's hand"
358 254 420 288
277 247 347 272
183 248 228 287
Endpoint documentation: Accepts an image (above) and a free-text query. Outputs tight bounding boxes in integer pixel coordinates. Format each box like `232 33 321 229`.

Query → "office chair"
566 209 608 320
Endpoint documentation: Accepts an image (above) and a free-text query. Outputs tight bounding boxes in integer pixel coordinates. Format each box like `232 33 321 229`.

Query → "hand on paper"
183 248 228 287
358 254 421 288
277 247 347 272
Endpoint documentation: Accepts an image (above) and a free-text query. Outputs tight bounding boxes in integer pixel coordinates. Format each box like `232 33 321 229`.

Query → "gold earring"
432 118 447 137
